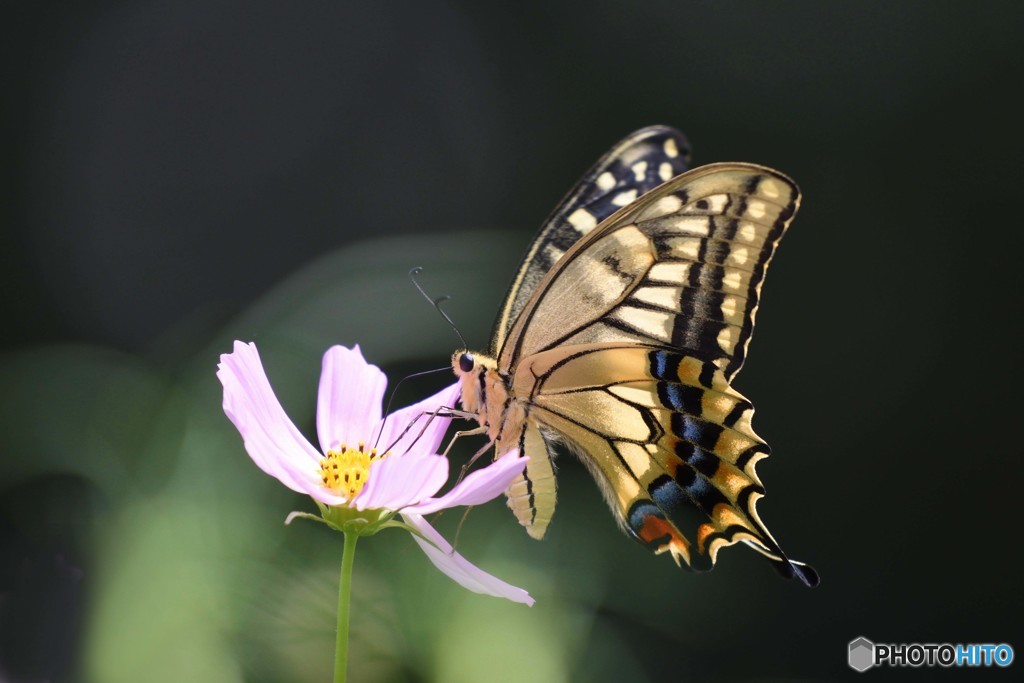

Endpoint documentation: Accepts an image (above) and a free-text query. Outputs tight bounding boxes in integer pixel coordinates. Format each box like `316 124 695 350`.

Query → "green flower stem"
334 532 358 683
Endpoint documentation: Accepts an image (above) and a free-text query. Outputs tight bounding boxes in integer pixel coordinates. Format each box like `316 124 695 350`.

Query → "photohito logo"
848 637 1014 671
849 637 875 672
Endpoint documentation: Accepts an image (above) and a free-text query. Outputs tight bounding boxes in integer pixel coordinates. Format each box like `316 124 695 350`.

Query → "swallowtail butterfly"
453 126 817 585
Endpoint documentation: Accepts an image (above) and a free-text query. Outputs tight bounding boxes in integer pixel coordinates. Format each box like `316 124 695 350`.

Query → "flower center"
320 442 382 499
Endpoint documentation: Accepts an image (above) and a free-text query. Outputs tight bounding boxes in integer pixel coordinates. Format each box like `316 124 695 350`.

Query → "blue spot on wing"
671 413 724 451
674 440 720 477
649 350 675 380
657 381 703 415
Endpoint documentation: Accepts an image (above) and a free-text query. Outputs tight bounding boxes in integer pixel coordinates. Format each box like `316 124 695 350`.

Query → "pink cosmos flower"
217 341 533 605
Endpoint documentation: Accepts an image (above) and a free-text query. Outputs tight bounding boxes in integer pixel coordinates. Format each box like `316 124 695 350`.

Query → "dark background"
2 2 1022 682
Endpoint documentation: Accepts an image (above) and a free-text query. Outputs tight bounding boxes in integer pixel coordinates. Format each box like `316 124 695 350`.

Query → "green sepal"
284 511 330 527
286 499 397 536
288 502 449 548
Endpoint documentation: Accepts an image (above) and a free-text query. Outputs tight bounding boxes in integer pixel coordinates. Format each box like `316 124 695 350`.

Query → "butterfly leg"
450 504 475 551
440 425 488 459
375 406 466 453
450 439 497 492
434 407 478 420
430 435 492 531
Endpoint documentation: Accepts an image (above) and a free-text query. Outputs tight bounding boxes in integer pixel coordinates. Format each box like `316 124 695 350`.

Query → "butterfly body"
454 126 817 585
454 351 556 539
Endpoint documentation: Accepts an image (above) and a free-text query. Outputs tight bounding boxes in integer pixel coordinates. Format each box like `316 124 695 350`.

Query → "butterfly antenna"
409 266 469 348
374 365 453 450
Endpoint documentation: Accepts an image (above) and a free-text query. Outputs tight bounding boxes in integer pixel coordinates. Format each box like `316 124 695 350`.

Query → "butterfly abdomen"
453 350 559 539
503 421 558 539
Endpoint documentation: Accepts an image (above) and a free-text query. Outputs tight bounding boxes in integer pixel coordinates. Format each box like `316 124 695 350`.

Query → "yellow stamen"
319 442 383 500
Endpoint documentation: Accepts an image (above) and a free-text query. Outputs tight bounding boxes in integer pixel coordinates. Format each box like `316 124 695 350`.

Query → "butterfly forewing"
498 163 799 383
492 126 692 354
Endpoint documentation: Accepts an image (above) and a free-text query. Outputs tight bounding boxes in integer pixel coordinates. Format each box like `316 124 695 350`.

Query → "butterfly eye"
458 353 475 373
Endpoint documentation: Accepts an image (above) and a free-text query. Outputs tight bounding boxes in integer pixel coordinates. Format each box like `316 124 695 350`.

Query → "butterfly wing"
497 162 815 582
491 126 692 355
498 162 798 382
510 343 816 584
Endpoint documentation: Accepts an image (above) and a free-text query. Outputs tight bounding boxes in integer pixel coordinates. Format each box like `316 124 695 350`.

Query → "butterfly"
451 125 817 585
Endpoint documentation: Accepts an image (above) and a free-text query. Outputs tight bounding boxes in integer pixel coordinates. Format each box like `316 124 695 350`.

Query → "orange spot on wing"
713 503 746 529
696 522 715 552
639 514 692 566
662 449 682 479
638 514 674 544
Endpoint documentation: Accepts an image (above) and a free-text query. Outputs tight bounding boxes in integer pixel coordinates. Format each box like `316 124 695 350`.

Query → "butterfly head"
451 350 502 417
451 350 498 377
457 351 475 374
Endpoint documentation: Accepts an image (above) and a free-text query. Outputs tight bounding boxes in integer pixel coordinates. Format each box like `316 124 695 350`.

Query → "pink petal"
372 382 461 457
402 513 534 606
316 345 387 455
403 450 527 515
218 341 346 505
354 451 448 511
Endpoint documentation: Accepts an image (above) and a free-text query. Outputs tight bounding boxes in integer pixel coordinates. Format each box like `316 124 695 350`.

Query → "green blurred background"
3 2 1022 681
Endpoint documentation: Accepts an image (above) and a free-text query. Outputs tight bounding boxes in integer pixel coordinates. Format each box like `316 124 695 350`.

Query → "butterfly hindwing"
492 126 692 354
498 163 800 384
511 343 815 584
